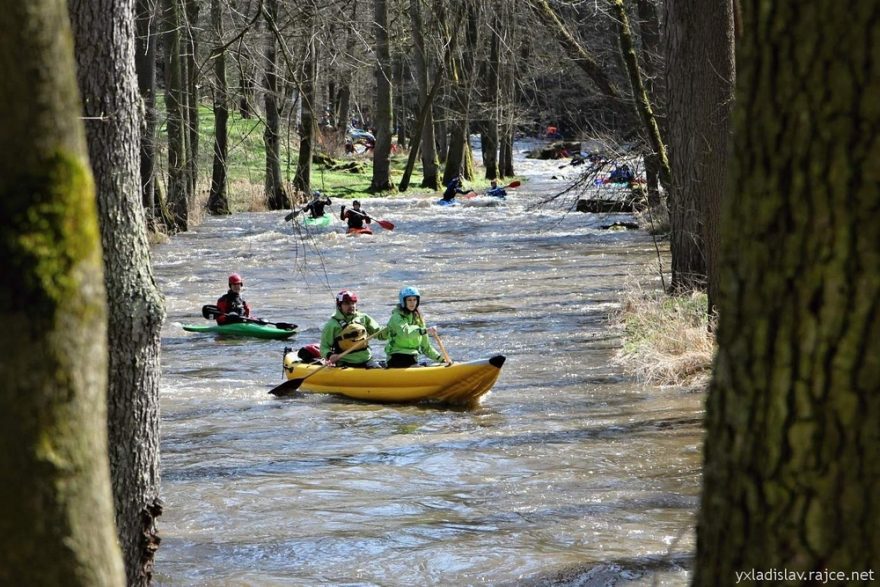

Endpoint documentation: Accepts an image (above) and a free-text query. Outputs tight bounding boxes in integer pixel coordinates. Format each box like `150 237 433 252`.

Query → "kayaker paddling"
320 290 385 368
340 200 372 231
216 273 251 324
384 286 450 368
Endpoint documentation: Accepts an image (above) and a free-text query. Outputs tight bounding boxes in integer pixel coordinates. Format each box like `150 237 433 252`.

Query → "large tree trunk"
409 0 440 189
0 3 125 584
183 0 200 206
135 0 160 229
664 0 735 300
480 5 501 180
262 0 286 209
208 0 230 215
162 0 189 232
294 7 317 197
369 0 394 192
69 1 166 583
695 1 880 582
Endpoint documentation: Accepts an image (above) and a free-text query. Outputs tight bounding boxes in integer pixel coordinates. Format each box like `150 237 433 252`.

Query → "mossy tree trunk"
695 1 880 581
0 2 125 584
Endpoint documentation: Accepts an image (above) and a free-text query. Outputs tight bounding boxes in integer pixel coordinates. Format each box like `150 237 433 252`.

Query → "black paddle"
202 305 297 331
268 328 387 397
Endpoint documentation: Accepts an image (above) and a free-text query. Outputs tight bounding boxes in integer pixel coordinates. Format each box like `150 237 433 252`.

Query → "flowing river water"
153 147 702 585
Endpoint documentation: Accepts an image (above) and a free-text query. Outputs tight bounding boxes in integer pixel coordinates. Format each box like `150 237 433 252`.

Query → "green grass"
187 104 496 211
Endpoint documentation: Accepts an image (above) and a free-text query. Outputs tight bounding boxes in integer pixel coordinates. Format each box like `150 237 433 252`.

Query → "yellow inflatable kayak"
280 352 506 407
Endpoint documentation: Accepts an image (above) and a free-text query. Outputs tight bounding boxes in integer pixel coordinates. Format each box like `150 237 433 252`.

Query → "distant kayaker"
321 290 384 368
441 176 471 202
301 191 332 219
340 200 373 230
216 273 251 324
486 179 507 198
384 286 449 368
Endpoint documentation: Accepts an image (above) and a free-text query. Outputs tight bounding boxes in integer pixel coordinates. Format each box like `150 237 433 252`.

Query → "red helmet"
335 290 358 304
228 273 243 286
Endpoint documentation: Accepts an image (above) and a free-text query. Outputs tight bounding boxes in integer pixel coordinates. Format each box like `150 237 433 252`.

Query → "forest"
1 0 877 585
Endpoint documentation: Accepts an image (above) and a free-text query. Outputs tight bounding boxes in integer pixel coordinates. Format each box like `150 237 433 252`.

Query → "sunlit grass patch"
613 285 715 387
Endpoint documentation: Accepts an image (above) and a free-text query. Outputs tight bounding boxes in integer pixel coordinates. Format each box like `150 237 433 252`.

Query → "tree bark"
294 6 317 197
408 0 440 189
208 0 230 215
369 0 394 192
695 1 880 581
262 0 286 209
664 0 735 298
0 3 125 584
442 0 480 185
183 0 200 205
69 1 166 583
480 5 501 180
135 0 159 228
162 0 189 232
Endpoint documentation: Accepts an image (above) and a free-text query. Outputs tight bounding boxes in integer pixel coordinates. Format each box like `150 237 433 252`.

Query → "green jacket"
383 307 443 362
320 309 384 365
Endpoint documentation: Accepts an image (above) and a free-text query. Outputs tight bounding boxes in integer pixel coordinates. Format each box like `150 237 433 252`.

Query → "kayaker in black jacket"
340 200 373 229
301 191 332 219
441 176 471 202
216 273 251 324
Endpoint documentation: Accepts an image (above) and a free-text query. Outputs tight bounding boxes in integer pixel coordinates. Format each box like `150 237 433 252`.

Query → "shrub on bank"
613 287 715 387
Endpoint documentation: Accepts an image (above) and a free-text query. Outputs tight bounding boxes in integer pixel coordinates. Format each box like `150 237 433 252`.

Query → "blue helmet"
399 286 421 308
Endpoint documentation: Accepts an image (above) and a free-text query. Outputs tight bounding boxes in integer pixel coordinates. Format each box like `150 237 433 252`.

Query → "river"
153 147 702 585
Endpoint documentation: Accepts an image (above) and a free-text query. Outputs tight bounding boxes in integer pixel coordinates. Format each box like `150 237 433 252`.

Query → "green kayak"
182 322 297 340
303 213 332 227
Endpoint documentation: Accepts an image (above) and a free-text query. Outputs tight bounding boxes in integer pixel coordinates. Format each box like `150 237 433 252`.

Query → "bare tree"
162 0 190 231
369 0 395 191
263 0 287 209
0 2 125 583
208 0 231 214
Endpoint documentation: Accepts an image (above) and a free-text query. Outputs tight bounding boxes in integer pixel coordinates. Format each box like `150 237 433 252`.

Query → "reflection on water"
153 150 699 585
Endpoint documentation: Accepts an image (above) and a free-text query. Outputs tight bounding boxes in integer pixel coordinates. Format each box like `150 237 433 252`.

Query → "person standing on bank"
216 273 251 324
384 286 449 368
320 290 384 368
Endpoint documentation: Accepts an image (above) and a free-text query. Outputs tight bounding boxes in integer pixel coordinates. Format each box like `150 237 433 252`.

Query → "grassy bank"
179 106 495 213
612 286 715 388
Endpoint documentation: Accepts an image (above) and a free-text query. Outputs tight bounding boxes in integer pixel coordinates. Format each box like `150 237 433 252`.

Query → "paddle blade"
506 180 521 188
268 377 304 397
377 219 395 230
202 305 220 319
284 210 298 221
274 322 298 331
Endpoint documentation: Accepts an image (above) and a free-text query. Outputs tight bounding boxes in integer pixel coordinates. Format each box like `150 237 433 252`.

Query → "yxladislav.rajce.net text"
736 569 875 584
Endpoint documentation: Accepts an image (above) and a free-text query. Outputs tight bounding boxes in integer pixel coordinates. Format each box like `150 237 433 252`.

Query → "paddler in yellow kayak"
320 290 385 368
384 286 450 368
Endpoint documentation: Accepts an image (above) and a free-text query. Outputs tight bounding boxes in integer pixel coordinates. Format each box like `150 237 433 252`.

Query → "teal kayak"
304 214 332 227
182 322 297 340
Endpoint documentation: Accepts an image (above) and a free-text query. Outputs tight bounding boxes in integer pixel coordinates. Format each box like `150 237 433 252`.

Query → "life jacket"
216 291 250 324
334 321 367 352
